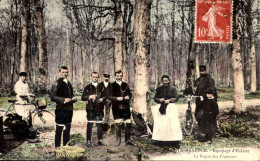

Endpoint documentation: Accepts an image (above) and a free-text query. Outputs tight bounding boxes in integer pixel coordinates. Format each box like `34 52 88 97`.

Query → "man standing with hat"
14 72 34 120
97 74 113 123
194 65 219 144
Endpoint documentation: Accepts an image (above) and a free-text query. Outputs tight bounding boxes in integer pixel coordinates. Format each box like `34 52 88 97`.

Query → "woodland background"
0 0 259 114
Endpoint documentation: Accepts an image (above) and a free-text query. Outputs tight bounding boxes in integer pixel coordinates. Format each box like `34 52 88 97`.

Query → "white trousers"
152 103 183 141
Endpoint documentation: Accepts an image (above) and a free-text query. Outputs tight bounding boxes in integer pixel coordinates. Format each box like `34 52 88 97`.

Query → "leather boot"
104 100 111 123
86 122 93 147
55 125 63 148
125 123 132 145
116 123 121 146
97 123 106 146
28 111 33 127
63 123 71 146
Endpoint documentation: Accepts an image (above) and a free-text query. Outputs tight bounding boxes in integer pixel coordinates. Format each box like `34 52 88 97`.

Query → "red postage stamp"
195 0 232 43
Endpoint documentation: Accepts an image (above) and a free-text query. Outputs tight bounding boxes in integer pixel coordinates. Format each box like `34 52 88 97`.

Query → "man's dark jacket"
97 81 112 101
110 81 131 110
194 74 219 134
82 83 103 112
50 78 74 110
195 74 217 100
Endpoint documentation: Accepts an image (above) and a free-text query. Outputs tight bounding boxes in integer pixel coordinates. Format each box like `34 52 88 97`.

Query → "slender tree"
66 23 73 83
122 0 133 82
113 0 123 72
245 0 257 92
34 0 48 92
20 0 30 72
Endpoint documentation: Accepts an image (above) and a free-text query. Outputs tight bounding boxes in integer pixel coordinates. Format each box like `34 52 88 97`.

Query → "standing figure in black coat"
82 72 106 147
195 65 219 144
50 66 77 148
97 74 112 123
111 70 132 146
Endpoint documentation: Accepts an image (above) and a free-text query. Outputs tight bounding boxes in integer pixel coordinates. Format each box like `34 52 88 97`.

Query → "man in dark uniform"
194 65 219 144
50 66 77 148
111 70 132 146
82 72 106 147
97 74 112 123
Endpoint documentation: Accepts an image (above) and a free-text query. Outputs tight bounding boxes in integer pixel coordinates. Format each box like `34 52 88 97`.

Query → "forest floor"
0 99 260 160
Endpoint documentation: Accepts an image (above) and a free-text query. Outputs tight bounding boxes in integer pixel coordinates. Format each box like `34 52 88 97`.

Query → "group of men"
14 64 219 149
50 66 132 148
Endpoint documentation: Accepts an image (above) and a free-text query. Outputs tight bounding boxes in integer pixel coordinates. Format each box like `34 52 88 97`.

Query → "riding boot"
206 133 212 144
97 123 106 146
63 123 71 146
125 123 131 145
104 100 111 123
116 123 121 146
86 122 93 147
55 125 63 148
28 112 33 127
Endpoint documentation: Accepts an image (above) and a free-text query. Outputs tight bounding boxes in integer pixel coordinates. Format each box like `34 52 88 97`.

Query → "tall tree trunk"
122 0 129 82
185 4 196 90
195 45 200 80
171 2 176 85
133 0 151 119
20 0 30 72
99 51 105 78
232 0 245 113
114 0 123 72
155 0 161 88
81 47 87 89
246 0 257 92
122 0 133 83
249 37 256 92
34 0 48 93
66 24 73 83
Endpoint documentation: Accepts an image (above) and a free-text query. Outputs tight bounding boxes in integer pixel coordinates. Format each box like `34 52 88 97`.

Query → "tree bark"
113 0 123 72
133 0 151 119
122 0 133 82
232 0 245 113
34 0 48 93
171 2 176 85
249 37 256 92
246 0 257 92
66 24 73 83
155 0 161 88
195 45 200 80
20 0 30 72
185 4 196 90
81 47 87 89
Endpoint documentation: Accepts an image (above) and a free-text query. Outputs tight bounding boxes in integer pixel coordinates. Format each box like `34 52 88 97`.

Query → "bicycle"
0 95 55 133
182 95 200 136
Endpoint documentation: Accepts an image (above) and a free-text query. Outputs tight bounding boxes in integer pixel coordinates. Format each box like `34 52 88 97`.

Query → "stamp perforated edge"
194 0 233 44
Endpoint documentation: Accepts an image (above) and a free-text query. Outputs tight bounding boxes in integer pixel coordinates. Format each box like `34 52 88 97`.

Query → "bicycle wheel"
183 109 194 135
33 110 55 133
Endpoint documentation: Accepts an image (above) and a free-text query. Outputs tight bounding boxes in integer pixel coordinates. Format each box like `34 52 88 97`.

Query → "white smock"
152 103 183 141
14 80 34 119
